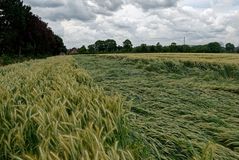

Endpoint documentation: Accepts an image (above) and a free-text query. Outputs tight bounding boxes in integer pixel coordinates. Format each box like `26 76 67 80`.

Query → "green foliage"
207 42 222 53
78 45 87 54
226 43 235 53
156 42 162 52
84 39 231 54
91 39 117 53
105 39 117 52
170 42 177 52
123 39 133 52
88 44 96 54
0 0 66 56
0 54 14 65
95 40 106 52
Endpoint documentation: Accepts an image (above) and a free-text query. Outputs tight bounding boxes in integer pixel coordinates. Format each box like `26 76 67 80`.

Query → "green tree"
95 40 105 53
156 42 162 52
236 46 239 53
105 39 117 52
123 39 133 52
53 35 67 55
207 42 222 53
0 0 29 55
78 45 87 54
139 44 148 53
0 0 66 56
117 45 123 52
182 45 191 52
225 43 235 53
148 45 156 52
88 44 95 54
170 42 177 52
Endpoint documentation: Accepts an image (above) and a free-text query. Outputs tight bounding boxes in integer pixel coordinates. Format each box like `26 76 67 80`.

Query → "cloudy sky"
23 0 239 48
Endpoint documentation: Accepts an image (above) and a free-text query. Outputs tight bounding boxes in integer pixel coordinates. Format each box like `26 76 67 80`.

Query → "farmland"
2 1 239 159
0 53 239 160
75 53 239 159
0 56 136 159
99 53 239 65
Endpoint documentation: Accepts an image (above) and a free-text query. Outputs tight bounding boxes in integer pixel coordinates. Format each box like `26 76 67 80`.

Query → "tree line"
0 0 66 57
75 39 239 54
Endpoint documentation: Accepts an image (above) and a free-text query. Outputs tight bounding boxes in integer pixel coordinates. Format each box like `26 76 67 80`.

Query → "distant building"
67 48 78 55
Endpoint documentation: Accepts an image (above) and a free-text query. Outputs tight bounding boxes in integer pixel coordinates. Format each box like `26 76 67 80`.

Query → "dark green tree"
0 0 66 56
139 44 148 53
54 35 67 54
123 39 133 52
105 39 117 52
182 45 191 52
156 42 162 52
78 45 87 54
95 40 106 53
170 42 177 52
148 45 156 52
117 45 123 52
236 46 239 53
207 42 222 53
88 44 95 54
0 0 30 55
225 43 235 53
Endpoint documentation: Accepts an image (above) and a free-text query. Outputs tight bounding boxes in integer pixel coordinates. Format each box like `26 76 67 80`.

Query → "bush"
0 54 15 65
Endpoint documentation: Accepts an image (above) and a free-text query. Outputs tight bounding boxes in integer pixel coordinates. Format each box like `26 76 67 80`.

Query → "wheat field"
76 53 239 160
100 53 239 65
0 56 136 160
1 53 239 160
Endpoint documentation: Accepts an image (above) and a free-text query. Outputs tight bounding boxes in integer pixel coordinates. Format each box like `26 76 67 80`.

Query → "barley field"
76 53 239 160
100 53 239 65
1 53 239 160
0 56 136 160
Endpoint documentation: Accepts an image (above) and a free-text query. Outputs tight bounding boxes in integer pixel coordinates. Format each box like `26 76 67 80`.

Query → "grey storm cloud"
28 1 96 21
132 0 179 10
90 0 124 11
24 0 179 21
86 0 124 16
24 0 64 8
24 0 124 21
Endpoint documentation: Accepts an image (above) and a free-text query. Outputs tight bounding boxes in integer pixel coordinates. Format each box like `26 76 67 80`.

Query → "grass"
75 53 239 160
0 56 136 159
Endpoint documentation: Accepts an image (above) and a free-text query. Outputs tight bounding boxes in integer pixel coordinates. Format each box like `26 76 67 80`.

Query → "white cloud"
23 0 239 48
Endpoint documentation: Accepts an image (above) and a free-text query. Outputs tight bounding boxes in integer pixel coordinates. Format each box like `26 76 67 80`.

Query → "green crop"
76 54 239 160
2 53 239 160
0 56 134 160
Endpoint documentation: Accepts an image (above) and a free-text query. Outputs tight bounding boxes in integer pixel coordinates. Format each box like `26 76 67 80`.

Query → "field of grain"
0 56 137 160
76 53 239 160
100 53 239 65
1 53 239 160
